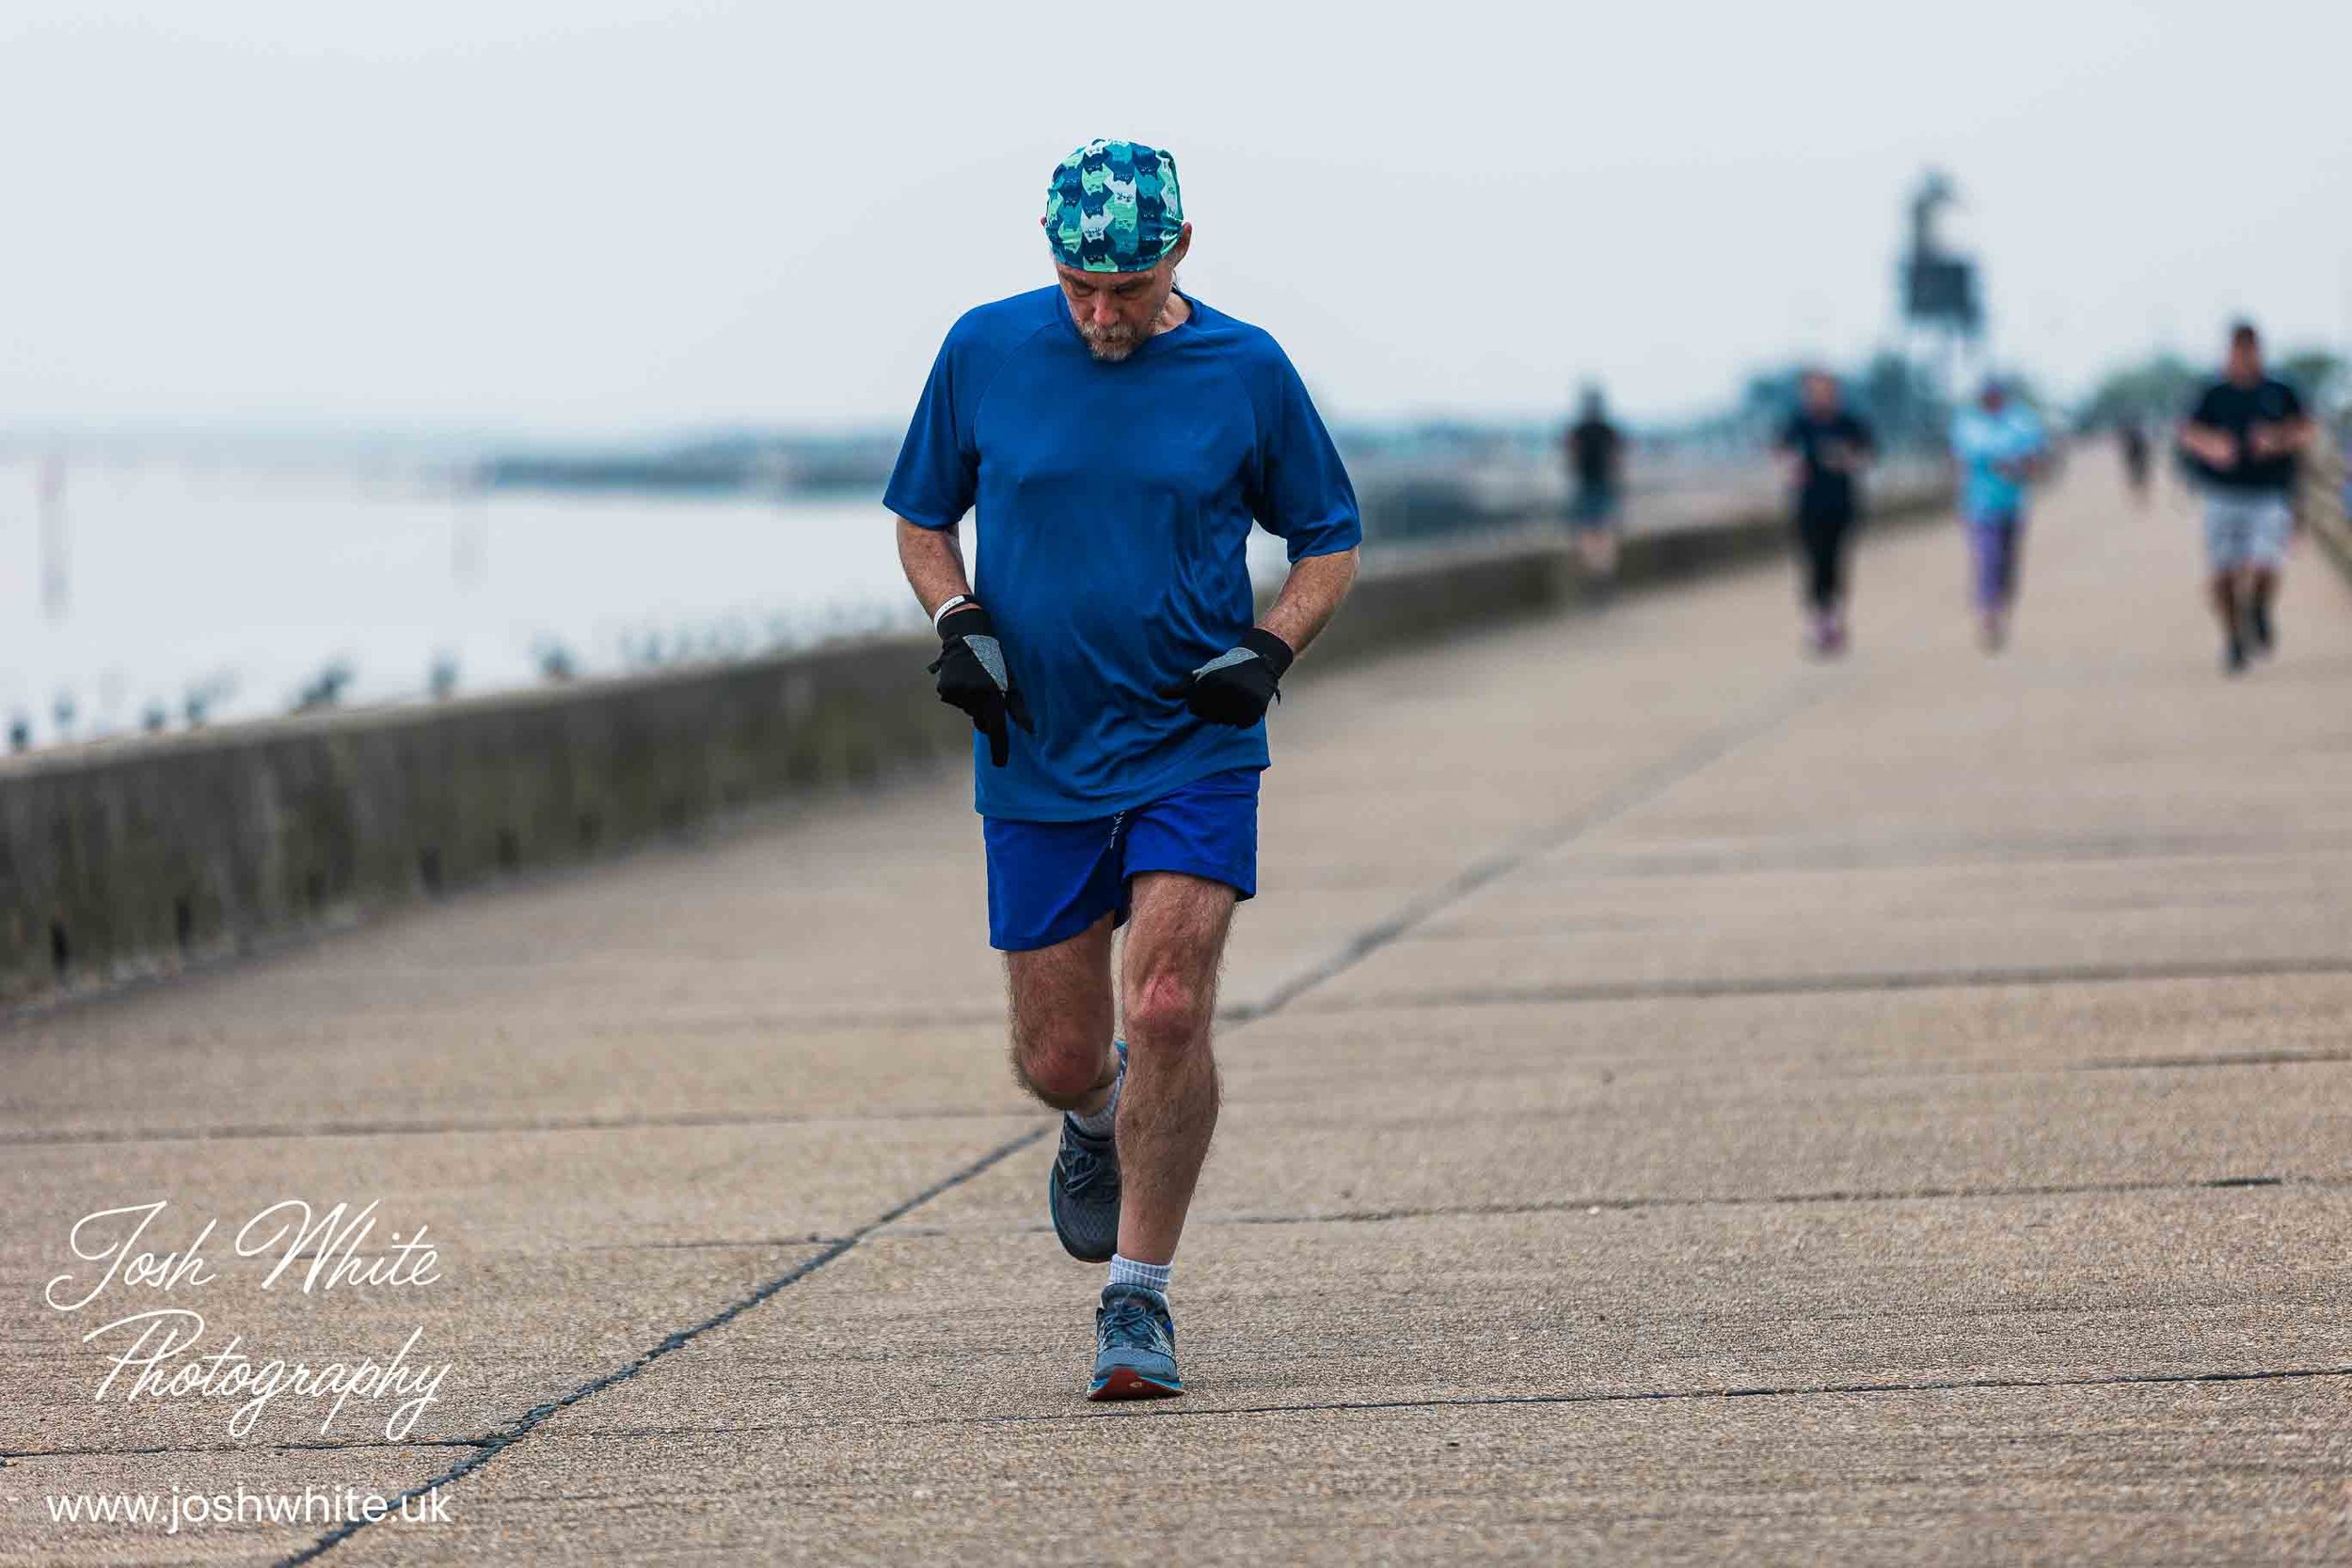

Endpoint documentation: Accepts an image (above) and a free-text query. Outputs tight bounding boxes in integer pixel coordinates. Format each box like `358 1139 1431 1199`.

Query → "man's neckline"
1057 289 1199 362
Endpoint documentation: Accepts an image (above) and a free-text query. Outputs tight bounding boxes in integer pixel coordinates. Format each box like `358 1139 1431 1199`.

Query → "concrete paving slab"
3 1241 824 1455
1253 973 2352 1082
907 1037 2347 1232
1343 838 2352 1002
1343 914 2352 1007
2 1117 1029 1257
2 1114 1025 1456
1561 822 2352 879
1422 847 2352 943
536 1185 2351 1433
0 1019 1028 1140
322 1342 2352 1566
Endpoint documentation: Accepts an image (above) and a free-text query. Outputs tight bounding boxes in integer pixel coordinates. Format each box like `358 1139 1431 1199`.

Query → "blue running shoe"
1089 1283 1183 1401
1048 1040 1124 1262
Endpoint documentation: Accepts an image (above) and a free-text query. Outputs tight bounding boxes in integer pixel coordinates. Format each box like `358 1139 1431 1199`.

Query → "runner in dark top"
1773 371 1877 656
1562 385 1625 581
2120 421 2152 504
2178 322 2312 673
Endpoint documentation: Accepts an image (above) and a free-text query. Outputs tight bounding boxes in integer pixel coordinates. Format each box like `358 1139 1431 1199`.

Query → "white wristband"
931 594 975 632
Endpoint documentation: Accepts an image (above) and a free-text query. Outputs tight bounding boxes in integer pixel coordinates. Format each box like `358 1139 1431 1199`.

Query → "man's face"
1050 224 1191 363
1801 374 1839 416
2227 334 2264 384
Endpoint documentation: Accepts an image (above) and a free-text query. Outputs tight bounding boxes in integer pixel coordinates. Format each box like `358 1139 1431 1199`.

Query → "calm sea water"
0 461 932 748
0 459 1292 751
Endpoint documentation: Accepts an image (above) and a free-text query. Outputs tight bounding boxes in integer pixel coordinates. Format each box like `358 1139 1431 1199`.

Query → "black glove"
928 603 1032 767
1157 628 1295 727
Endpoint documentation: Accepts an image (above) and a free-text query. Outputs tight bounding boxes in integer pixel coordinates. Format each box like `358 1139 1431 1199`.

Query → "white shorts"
2202 490 2292 572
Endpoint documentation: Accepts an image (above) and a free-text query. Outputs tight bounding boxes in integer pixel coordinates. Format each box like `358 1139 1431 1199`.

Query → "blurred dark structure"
1901 171 1982 348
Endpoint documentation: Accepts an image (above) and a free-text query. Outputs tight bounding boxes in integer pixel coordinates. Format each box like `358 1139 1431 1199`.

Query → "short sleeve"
2188 386 2225 425
1775 415 1804 450
2277 382 2308 420
882 338 977 531
1247 350 1361 562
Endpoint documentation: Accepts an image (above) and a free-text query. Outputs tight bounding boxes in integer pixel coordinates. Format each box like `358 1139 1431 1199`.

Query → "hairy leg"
1114 872 1237 1264
2210 570 2241 638
1005 914 1118 1114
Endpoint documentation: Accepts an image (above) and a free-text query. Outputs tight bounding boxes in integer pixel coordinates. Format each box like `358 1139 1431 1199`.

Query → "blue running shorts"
983 768 1260 952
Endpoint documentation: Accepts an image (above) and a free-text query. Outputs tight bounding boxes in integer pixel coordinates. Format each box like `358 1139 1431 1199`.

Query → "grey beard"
1078 278 1176 362
1079 320 1144 362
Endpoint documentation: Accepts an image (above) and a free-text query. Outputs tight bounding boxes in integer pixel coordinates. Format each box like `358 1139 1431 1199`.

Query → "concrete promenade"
7 461 2351 1564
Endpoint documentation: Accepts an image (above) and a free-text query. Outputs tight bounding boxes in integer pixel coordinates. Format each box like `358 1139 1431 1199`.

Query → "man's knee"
1012 1022 1112 1109
1125 967 1212 1050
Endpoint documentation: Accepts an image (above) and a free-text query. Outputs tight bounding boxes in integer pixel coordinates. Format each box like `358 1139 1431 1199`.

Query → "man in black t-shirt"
1774 371 1877 656
2179 322 2312 673
1563 385 1626 580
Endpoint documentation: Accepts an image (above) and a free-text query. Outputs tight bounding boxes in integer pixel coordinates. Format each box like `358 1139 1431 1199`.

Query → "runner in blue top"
886 138 1361 1402
1948 377 2049 652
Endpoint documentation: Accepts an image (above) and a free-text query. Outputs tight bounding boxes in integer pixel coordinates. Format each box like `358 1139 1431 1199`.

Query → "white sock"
1066 1042 1123 1139
1108 1254 1171 1297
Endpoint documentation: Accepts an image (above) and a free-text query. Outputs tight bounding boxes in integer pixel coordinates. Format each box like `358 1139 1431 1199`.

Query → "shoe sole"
1088 1368 1184 1402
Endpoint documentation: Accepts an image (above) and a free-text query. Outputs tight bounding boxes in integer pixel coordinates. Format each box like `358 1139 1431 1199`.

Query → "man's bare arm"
1259 546 1359 657
2179 421 2237 468
2250 416 2316 459
897 516 972 620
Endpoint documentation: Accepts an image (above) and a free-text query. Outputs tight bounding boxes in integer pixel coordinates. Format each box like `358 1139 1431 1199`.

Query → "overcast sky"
5 0 2348 436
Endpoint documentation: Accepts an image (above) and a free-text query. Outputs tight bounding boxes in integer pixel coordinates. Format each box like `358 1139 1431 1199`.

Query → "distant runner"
886 139 1361 1401
1563 385 1625 582
2178 322 2312 673
2119 421 2152 504
1774 371 1877 656
1949 377 2049 651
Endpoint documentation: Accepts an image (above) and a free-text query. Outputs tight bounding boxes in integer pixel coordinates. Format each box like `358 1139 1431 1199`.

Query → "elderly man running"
885 139 1361 1400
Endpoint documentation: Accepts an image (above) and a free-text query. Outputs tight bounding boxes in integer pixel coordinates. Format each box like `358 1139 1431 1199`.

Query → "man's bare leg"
1577 527 1619 581
2247 563 2280 657
1114 871 1236 1264
1006 913 1119 1113
2211 570 2247 672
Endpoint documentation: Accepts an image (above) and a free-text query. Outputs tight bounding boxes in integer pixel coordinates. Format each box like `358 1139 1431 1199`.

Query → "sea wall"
0 474 1949 1007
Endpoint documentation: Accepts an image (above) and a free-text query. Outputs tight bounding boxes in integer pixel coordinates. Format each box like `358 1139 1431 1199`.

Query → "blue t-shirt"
1950 404 2047 521
885 287 1361 821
